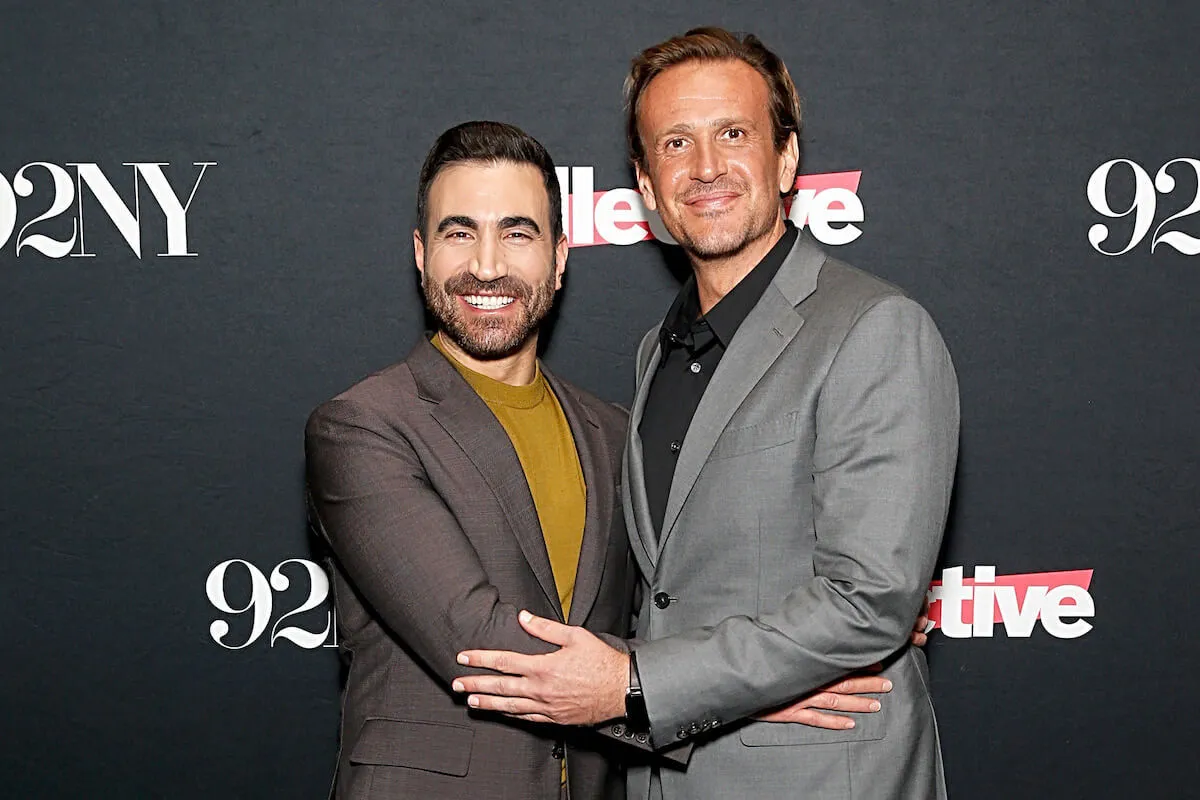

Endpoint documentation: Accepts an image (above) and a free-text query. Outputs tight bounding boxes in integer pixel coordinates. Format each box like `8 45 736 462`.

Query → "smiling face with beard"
414 160 568 373
422 267 557 360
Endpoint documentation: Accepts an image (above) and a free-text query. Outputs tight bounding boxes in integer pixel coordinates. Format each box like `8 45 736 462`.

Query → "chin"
452 321 529 360
684 227 754 259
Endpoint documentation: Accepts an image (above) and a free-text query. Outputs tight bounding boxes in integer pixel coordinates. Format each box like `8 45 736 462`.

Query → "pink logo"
927 566 1096 639
558 168 865 248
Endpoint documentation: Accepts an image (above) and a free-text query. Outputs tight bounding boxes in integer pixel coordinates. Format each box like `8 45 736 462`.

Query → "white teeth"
463 295 515 310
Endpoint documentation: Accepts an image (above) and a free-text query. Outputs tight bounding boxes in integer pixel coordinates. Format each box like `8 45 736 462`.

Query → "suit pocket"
349 717 474 776
738 702 887 747
709 411 799 461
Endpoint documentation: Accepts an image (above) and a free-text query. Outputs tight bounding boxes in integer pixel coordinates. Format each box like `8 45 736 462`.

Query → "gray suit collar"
651 232 828 555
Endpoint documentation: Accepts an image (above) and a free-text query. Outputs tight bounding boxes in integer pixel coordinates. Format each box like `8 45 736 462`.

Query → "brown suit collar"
405 334 613 626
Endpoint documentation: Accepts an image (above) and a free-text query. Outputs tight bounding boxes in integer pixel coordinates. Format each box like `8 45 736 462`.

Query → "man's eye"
506 231 532 240
725 128 745 140
665 138 686 150
447 230 470 239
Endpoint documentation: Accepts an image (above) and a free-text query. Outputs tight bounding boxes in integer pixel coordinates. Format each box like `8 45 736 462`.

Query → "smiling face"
415 160 567 362
634 58 798 261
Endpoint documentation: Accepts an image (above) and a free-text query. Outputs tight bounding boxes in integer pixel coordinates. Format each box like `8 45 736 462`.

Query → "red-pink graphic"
558 168 865 248
927 566 1095 639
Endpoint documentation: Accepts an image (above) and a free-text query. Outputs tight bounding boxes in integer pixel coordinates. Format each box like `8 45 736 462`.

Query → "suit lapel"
408 339 562 618
623 328 664 575
543 370 613 627
657 233 827 554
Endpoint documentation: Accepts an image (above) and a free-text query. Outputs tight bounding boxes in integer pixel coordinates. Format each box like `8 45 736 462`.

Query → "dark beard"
422 268 557 360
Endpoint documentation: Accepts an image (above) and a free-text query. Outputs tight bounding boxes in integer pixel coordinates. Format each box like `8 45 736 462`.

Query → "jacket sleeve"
632 295 960 742
305 396 560 685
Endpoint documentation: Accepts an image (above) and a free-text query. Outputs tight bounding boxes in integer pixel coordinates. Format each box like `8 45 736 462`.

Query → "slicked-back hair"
415 120 563 241
623 26 802 172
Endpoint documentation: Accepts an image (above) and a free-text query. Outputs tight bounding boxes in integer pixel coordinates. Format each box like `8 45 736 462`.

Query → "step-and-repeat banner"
3 2 1197 797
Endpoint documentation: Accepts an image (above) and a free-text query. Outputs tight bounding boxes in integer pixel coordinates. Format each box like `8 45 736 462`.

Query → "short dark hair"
415 120 563 241
624 27 802 172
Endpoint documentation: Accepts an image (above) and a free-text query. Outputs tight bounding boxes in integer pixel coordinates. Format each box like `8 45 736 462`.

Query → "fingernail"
457 653 469 665
844 719 855 729
468 696 479 707
869 701 881 712
519 610 532 623
452 680 464 692
882 680 893 691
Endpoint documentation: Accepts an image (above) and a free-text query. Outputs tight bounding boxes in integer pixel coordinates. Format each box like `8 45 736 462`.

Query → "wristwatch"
625 651 651 733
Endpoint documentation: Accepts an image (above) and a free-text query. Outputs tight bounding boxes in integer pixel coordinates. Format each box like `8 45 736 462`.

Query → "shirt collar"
659 222 798 350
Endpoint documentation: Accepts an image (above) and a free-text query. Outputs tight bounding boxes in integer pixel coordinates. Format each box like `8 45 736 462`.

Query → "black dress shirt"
638 223 799 539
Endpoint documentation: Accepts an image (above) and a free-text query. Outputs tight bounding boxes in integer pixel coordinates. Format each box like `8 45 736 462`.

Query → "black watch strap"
625 651 651 733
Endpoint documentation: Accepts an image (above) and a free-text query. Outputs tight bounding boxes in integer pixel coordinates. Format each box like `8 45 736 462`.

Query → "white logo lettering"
928 565 1095 639
0 161 215 258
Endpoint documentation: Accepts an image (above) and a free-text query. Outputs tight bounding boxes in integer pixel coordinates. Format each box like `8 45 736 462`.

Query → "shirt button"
690 361 702 374
669 441 681 453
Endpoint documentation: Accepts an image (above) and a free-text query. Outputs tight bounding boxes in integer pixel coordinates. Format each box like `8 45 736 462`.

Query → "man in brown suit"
306 121 907 799
306 121 640 799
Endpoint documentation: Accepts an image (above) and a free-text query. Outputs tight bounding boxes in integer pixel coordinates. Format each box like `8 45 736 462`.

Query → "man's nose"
690 139 727 183
468 235 508 281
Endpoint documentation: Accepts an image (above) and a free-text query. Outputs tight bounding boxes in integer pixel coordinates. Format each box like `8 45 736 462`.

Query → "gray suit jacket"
305 338 638 799
621 233 959 800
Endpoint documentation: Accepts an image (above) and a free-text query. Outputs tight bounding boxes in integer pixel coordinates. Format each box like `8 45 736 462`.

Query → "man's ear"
778 131 800 195
553 234 568 291
635 162 657 212
413 229 425 276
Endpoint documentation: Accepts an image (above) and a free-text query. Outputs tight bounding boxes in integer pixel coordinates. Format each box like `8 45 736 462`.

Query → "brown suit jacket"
305 337 638 799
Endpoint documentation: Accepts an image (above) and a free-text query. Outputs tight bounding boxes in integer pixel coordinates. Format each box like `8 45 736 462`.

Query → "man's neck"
434 331 540 386
690 215 788 315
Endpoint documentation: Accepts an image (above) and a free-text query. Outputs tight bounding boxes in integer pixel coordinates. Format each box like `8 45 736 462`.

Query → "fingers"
463 693 546 715
456 648 534 674
801 691 882 714
828 675 892 695
911 630 928 647
754 708 858 729
517 609 576 646
452 674 529 698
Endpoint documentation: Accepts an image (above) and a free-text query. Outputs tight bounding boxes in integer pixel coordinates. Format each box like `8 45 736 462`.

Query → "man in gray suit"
455 28 959 799
307 120 897 799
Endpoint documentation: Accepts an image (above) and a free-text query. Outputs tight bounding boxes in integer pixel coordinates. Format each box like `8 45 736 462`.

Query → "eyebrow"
498 216 542 236
434 215 542 236
658 117 753 138
435 215 477 234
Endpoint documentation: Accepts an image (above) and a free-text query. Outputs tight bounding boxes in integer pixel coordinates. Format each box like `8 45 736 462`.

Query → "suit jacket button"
677 728 689 740
688 722 702 734
636 733 649 744
653 592 672 609
611 723 625 737
552 743 564 759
